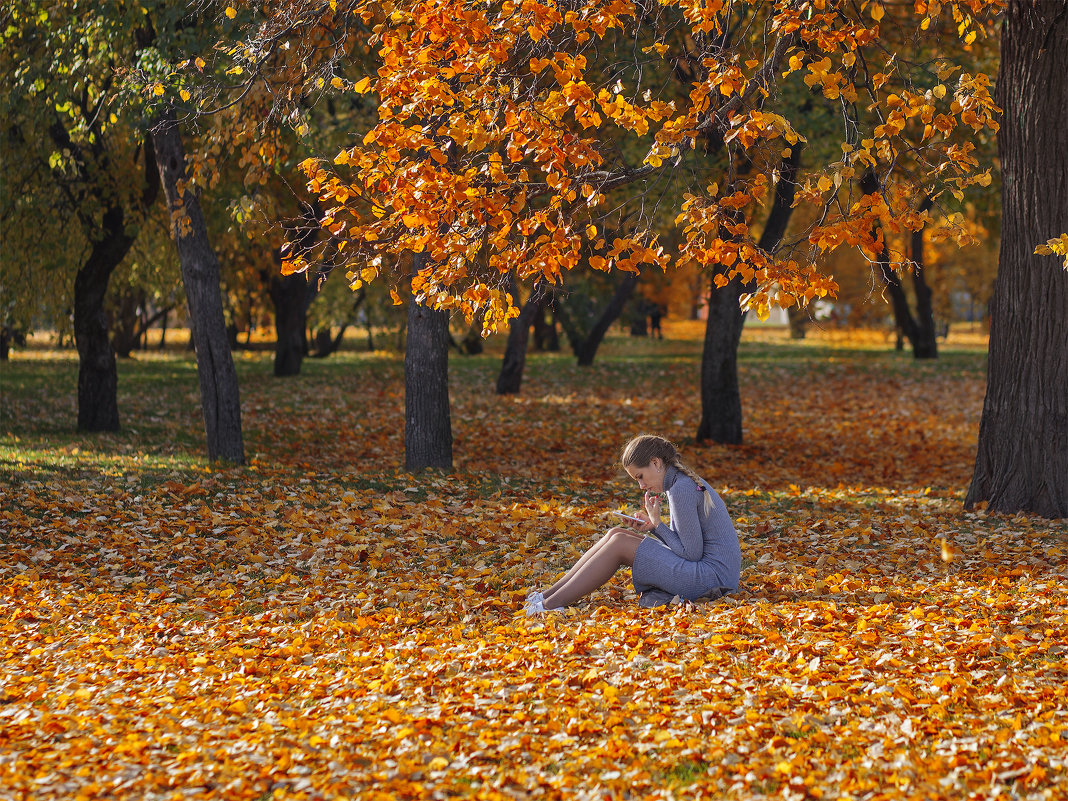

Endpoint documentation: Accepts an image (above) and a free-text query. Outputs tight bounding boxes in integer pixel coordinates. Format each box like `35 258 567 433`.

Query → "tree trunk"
111 287 147 358
966 0 1068 519
496 276 545 394
910 197 938 358
555 273 639 366
862 174 937 359
532 303 559 351
405 255 453 470
0 327 15 360
270 272 319 376
697 144 802 444
876 242 921 348
158 308 168 349
74 202 134 431
152 111 245 464
696 275 748 443
786 306 808 339
311 324 345 357
689 273 706 321
459 321 484 355
48 117 150 431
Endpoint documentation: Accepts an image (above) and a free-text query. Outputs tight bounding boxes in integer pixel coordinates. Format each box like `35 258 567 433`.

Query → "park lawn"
1 324 1065 801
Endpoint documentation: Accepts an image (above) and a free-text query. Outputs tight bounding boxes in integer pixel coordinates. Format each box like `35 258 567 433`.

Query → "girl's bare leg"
542 527 633 598
542 528 643 609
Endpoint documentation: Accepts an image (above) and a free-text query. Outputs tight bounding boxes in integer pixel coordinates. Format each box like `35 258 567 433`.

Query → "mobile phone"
611 511 645 524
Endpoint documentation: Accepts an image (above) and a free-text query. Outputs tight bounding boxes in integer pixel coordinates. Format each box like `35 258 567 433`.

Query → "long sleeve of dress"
652 479 705 561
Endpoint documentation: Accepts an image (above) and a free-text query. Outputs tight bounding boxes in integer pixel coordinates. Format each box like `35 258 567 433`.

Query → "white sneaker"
524 596 546 616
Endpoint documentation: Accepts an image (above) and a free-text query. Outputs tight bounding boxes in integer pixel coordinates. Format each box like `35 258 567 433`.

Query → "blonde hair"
620 434 713 514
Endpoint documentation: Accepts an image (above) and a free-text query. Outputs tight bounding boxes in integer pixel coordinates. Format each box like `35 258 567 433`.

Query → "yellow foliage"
250 0 1005 335
1034 234 1068 269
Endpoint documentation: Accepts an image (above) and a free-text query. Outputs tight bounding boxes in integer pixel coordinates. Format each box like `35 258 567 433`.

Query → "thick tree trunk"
786 306 808 339
696 275 748 443
152 112 245 464
909 197 938 359
74 203 134 431
966 1 1068 519
496 276 545 394
270 272 319 376
405 256 453 470
697 144 802 444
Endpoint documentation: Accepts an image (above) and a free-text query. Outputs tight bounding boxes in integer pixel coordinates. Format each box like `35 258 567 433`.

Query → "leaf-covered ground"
1 324 1065 800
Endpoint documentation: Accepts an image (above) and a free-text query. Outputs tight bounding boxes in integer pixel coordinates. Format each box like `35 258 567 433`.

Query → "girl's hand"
642 491 663 530
631 510 655 533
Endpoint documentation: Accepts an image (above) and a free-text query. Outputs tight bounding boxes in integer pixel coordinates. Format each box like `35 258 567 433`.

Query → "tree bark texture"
270 272 319 376
496 277 546 394
405 262 453 470
697 144 802 444
73 202 133 431
152 112 245 464
966 0 1068 518
54 121 156 432
696 273 749 444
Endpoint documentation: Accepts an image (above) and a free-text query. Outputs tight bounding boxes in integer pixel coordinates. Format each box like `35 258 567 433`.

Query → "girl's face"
626 457 665 494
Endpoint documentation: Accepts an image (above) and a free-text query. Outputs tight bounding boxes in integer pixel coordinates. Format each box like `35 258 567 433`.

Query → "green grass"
0 324 989 478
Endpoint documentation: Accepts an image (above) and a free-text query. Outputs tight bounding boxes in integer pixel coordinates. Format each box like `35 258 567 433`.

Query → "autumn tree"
152 110 245 463
1 1 250 462
127 5 249 463
966 0 1068 519
2 1 163 430
215 0 1004 466
698 143 803 444
268 204 325 376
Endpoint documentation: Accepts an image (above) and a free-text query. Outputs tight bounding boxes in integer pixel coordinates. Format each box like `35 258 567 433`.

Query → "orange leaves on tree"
245 0 1008 329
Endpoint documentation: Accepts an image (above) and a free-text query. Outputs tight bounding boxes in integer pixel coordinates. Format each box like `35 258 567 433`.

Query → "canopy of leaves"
2 327 1065 799
217 0 1002 329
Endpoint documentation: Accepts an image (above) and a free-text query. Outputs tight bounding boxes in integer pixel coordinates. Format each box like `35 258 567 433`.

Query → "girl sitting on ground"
525 434 741 614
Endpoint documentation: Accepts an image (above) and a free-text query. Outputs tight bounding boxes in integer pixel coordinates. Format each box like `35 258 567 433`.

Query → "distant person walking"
649 303 663 339
524 434 741 613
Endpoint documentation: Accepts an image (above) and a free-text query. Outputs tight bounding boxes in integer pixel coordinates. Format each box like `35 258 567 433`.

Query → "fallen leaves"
1 327 1065 799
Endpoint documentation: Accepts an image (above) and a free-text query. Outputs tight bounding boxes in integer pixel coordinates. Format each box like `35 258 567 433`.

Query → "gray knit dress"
631 465 741 601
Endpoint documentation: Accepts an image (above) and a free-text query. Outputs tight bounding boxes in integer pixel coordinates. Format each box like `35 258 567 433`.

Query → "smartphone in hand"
611 511 646 524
